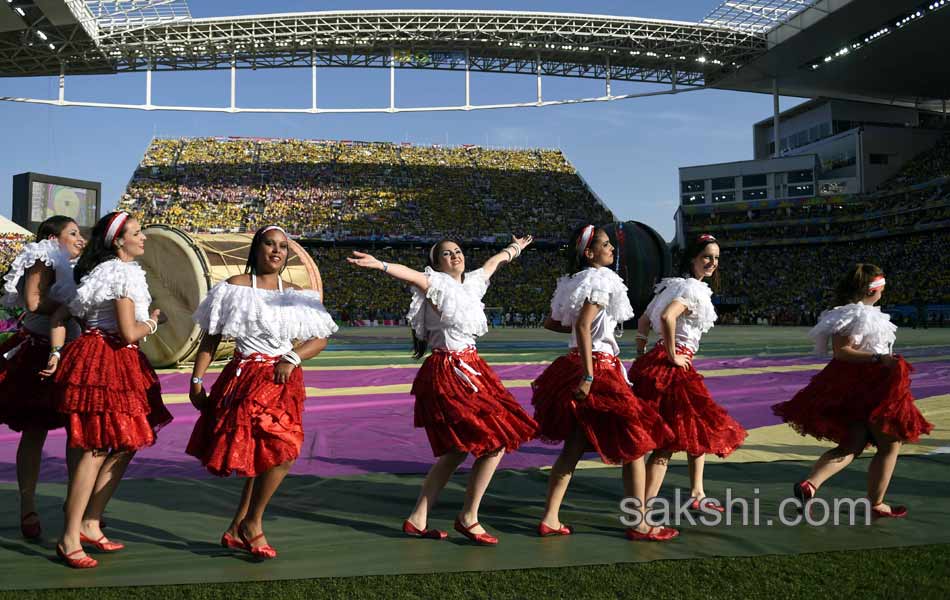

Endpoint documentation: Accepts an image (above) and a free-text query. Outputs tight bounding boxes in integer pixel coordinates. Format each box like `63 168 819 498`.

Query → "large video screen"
30 182 99 228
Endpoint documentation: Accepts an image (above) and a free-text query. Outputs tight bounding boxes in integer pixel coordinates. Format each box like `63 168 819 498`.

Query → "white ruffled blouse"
645 277 717 353
550 267 634 356
70 259 152 334
809 302 897 355
1 239 79 336
193 280 338 357
407 268 489 351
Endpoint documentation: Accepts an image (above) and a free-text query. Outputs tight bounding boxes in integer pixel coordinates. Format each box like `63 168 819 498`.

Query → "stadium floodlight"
14 6 24 16
35 30 48 41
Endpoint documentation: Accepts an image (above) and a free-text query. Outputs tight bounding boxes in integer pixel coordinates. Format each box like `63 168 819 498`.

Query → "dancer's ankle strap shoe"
402 520 448 540
537 521 573 537
871 504 907 519
239 527 278 559
56 545 98 569
79 532 124 552
20 512 41 540
793 480 817 503
220 532 246 549
688 498 726 513
454 518 499 545
626 526 679 542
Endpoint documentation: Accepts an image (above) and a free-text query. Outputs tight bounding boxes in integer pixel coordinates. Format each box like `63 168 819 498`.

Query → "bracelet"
49 350 61 360
635 333 648 341
191 376 203 385
582 374 594 383
50 344 63 353
507 243 522 258
281 350 301 367
145 319 158 334
380 261 389 273
502 249 513 262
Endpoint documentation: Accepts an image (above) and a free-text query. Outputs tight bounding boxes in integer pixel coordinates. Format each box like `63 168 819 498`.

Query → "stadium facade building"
674 98 947 245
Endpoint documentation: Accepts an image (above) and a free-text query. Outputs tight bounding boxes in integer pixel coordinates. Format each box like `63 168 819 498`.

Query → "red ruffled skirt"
55 329 172 451
411 347 537 458
532 351 673 464
629 345 747 458
187 353 305 477
0 329 65 432
772 356 933 445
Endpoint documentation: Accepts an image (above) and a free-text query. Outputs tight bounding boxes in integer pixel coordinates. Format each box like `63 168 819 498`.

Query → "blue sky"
0 1 806 239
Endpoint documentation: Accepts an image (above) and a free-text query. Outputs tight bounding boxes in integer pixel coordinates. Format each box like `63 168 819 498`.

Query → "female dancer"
629 233 747 512
45 211 173 568
186 225 337 559
0 216 83 538
772 263 933 516
532 225 677 541
347 237 536 545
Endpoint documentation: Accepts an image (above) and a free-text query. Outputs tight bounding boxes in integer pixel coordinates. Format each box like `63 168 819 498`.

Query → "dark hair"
35 215 77 242
566 224 604 274
74 212 129 283
834 263 884 305
679 234 721 291
244 226 289 275
411 239 462 359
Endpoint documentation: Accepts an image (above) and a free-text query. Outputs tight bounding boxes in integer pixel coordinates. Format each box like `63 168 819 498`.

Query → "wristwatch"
191 376 203 385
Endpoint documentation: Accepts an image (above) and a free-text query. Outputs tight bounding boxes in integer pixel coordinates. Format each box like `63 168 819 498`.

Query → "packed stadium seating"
119 137 613 241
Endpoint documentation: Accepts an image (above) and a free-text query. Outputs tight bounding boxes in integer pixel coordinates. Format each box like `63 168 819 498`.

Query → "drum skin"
138 225 322 367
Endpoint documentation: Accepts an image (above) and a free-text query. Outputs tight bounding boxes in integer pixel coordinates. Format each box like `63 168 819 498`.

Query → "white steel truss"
0 9 766 114
703 0 819 33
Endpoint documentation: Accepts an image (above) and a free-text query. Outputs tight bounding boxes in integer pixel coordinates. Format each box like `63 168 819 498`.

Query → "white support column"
230 58 237 111
536 52 542 104
772 79 780 158
465 48 471 109
389 47 395 112
311 49 317 111
58 64 65 103
146 62 152 107
605 55 611 97
944 98 947 125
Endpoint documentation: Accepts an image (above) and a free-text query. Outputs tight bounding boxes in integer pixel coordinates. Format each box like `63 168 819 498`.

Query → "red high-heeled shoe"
871 504 908 519
56 545 98 569
625 526 679 542
239 526 278 559
79 532 125 552
220 532 245 549
20 512 41 539
537 521 573 537
689 498 726 513
454 518 499 545
793 480 817 504
402 520 448 540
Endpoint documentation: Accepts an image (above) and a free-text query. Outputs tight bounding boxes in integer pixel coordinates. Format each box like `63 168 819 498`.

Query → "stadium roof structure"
0 0 946 113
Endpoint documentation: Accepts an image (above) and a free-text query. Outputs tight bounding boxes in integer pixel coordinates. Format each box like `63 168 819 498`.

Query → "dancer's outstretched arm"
347 251 430 291
480 235 533 279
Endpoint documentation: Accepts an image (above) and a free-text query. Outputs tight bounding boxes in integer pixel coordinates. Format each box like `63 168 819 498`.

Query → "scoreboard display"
12 173 101 236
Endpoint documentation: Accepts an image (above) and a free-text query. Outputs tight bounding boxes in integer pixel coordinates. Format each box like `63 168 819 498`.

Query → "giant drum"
138 225 323 367
602 221 672 318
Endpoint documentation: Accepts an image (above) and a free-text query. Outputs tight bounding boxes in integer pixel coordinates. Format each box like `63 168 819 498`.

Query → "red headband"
104 212 129 247
576 225 596 256
697 233 716 243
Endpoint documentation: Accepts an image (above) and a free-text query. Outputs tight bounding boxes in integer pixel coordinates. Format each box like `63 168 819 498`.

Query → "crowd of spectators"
118 137 612 241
